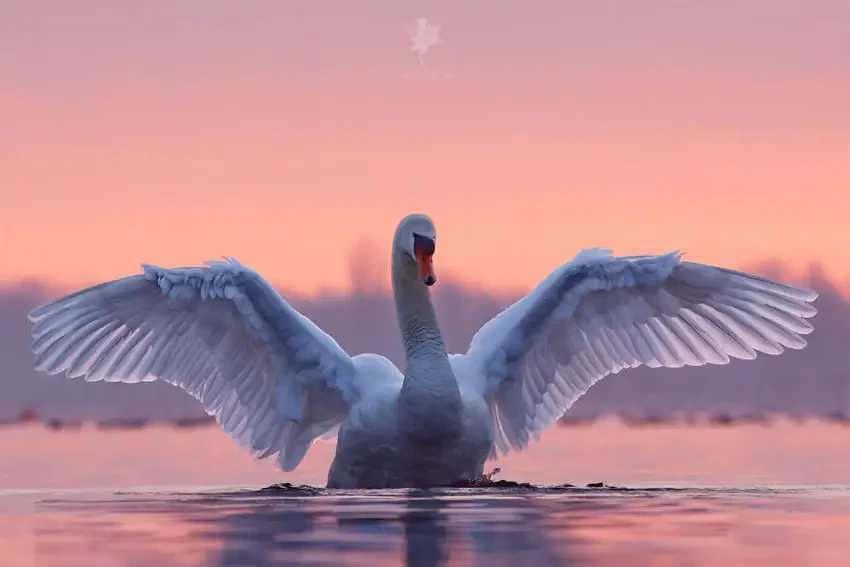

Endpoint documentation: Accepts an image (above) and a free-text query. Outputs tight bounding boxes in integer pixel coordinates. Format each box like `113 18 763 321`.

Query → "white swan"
28 213 818 488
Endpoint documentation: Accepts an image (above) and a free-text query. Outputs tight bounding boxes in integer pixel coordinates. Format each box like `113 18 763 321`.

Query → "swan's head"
395 213 437 286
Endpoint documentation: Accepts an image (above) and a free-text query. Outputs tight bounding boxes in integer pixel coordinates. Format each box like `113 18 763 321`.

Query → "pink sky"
1 0 848 294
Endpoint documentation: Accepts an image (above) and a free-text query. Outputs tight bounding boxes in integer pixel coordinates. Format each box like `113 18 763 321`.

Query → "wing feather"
29 258 357 471
451 251 818 458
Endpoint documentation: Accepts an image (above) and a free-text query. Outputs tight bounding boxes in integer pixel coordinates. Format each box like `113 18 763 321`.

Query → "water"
1 419 849 566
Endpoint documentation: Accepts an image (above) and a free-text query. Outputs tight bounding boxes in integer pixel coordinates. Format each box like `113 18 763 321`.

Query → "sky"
1 0 848 295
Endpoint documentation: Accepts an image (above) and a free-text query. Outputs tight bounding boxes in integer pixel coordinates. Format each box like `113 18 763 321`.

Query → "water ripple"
15 484 850 567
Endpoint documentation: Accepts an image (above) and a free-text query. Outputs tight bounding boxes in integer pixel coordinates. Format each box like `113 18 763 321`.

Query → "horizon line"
1 256 848 301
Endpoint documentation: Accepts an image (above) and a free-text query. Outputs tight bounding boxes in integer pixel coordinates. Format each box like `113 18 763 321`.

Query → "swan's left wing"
451 249 818 458
28 258 359 471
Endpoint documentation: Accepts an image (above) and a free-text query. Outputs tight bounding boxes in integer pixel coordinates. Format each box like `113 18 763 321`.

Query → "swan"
28 213 818 488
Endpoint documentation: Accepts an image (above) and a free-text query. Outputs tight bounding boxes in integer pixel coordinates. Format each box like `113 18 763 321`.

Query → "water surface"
1 419 848 566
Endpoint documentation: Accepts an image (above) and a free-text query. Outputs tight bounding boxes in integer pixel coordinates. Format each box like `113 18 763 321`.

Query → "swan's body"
28 214 819 488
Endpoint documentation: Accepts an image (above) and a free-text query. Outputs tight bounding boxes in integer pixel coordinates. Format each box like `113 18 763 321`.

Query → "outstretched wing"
451 249 818 458
29 258 358 471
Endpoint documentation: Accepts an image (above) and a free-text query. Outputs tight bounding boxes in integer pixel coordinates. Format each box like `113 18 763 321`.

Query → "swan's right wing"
29 258 358 471
452 249 818 458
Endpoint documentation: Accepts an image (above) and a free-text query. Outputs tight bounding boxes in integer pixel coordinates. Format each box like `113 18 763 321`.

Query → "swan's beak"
416 251 436 286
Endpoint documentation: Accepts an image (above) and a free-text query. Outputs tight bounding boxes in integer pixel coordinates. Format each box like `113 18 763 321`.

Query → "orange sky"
1 1 848 295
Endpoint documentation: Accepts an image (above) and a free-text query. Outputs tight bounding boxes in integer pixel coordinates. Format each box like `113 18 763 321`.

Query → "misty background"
2 244 848 422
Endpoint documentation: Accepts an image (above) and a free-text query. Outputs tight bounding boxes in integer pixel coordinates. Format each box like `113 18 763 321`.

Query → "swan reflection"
32 488 579 566
209 489 574 566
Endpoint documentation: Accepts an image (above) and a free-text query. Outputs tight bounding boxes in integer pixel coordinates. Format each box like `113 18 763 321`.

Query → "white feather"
451 250 818 458
28 258 360 471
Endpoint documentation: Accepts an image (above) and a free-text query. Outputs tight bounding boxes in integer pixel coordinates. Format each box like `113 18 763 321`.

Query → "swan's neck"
393 257 448 364
392 248 462 437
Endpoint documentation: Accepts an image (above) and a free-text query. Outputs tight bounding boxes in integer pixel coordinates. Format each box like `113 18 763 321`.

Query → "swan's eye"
412 233 435 256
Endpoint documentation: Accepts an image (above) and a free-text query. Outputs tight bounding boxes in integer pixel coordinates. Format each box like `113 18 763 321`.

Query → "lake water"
1 419 848 566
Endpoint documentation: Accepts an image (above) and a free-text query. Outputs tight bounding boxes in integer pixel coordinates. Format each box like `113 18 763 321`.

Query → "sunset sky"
2 0 848 295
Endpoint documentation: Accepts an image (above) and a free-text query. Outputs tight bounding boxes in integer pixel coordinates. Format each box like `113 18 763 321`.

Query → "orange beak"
416 250 436 286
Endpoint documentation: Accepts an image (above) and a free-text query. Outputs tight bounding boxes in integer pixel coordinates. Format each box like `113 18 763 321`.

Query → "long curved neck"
392 245 462 438
392 248 450 366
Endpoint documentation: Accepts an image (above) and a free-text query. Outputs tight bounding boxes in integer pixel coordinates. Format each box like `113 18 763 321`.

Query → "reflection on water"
2 421 850 566
8 485 850 567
